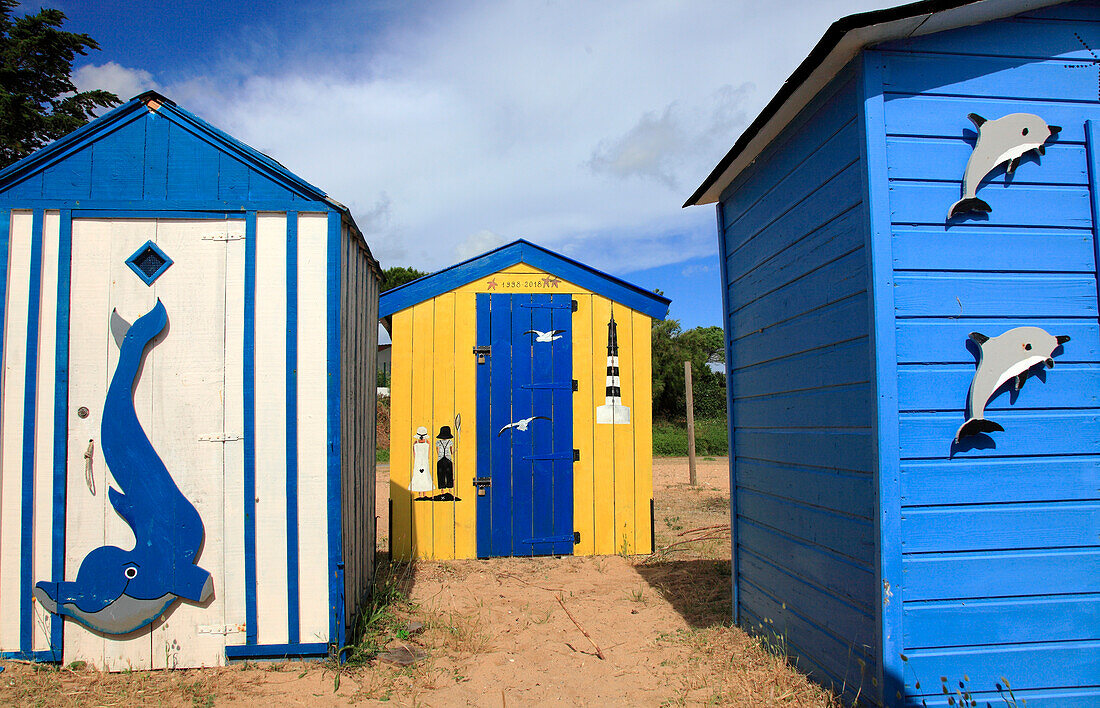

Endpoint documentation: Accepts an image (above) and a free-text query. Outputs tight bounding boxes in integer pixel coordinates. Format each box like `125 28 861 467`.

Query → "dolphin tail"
949 197 992 219
955 418 1004 443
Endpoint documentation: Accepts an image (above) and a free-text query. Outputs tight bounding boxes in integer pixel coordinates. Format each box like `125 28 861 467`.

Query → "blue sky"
46 0 887 330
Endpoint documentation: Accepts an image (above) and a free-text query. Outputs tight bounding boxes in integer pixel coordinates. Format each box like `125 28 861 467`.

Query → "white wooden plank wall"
222 219 247 646
252 212 289 646
62 219 114 665
149 219 229 668
0 210 345 662
32 211 59 653
296 213 329 643
0 211 36 652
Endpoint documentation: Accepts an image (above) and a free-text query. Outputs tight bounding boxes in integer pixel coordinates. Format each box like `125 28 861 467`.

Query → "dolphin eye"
124 566 138 579
1022 128 1029 136
1024 343 1033 351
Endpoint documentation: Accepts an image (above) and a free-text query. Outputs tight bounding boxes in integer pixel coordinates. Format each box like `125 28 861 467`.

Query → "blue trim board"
71 210 246 220
285 212 300 645
0 650 56 662
243 211 258 645
1086 121 1100 320
715 200 739 625
379 239 670 320
0 200 329 213
225 642 328 660
859 51 903 702
19 209 44 652
326 212 345 650
50 210 72 660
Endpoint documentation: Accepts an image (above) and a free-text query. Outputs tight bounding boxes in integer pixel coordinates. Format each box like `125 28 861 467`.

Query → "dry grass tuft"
658 626 842 707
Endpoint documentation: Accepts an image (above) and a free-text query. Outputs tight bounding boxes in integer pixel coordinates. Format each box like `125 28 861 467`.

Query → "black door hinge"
571 299 578 313
573 531 580 545
572 379 578 392
573 449 580 462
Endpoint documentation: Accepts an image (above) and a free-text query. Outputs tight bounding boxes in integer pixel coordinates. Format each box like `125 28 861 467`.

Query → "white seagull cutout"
498 416 551 436
524 329 566 343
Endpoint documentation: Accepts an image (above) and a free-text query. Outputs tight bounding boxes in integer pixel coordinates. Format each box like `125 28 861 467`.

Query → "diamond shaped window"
125 241 173 285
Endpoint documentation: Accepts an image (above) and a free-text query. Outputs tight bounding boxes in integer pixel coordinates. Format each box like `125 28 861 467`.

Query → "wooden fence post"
685 361 697 486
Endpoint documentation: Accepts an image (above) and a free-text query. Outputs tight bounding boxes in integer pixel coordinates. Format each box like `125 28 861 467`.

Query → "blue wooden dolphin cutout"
948 113 1061 219
35 300 212 634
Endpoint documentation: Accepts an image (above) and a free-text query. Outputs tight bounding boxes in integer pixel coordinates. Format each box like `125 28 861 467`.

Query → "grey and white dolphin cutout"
955 326 1069 443
948 113 1061 219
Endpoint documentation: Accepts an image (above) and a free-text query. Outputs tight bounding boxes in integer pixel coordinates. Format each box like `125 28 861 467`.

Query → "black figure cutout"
433 426 459 501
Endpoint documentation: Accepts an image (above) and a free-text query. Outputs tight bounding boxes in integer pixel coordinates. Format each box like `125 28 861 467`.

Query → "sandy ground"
0 457 838 707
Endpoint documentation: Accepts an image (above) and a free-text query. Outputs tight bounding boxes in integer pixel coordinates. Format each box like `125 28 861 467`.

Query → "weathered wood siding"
717 60 878 702
339 219 379 630
869 4 1100 704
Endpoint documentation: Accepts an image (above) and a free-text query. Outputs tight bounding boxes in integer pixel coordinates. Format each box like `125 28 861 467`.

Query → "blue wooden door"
475 293 573 557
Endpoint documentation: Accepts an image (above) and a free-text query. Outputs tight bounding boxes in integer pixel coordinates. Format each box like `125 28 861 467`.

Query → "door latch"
473 476 491 496
473 345 491 364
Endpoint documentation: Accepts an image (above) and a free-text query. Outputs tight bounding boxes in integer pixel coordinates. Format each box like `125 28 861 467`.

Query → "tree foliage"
652 319 726 420
0 0 119 168
381 265 429 293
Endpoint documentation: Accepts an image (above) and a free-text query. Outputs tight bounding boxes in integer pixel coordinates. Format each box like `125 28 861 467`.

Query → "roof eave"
684 0 1068 207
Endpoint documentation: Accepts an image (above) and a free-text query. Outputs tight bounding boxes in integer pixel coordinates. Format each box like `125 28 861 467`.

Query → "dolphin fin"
955 418 1004 443
968 332 990 345
968 113 987 128
1057 335 1071 345
109 309 132 349
1007 157 1020 173
949 197 992 219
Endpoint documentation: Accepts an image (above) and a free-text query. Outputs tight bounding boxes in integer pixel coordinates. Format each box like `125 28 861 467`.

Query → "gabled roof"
0 91 350 218
684 0 1066 207
379 239 670 321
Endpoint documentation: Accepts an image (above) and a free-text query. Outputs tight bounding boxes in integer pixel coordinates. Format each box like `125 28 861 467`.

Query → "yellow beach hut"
379 240 669 560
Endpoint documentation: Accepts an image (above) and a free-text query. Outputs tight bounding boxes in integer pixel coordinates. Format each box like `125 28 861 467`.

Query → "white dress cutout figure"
409 426 433 494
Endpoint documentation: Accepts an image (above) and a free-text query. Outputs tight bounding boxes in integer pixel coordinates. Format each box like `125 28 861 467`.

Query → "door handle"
84 439 95 496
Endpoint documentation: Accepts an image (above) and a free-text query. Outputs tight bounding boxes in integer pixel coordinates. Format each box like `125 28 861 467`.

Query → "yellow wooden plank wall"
388 265 654 559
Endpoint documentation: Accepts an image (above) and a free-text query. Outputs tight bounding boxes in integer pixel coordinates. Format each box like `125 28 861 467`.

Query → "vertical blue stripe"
243 210 258 645
0 210 10 642
284 211 300 645
325 211 344 651
715 199 739 626
19 209 44 652
859 51 902 703
50 210 72 660
1085 121 1100 316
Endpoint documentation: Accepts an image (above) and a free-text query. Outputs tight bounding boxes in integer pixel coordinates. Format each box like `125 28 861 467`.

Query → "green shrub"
653 418 728 456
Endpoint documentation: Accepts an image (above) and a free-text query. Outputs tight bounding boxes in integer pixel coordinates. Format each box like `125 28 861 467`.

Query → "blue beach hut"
686 1 1100 704
0 92 380 668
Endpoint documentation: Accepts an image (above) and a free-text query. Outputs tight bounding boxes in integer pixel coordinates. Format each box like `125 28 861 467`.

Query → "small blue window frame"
125 240 173 285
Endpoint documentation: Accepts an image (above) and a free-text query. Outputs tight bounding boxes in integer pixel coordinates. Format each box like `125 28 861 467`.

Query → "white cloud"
73 62 159 102
73 0 888 275
455 230 507 262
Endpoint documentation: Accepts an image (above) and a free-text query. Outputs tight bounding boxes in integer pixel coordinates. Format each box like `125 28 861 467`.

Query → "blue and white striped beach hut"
0 92 379 668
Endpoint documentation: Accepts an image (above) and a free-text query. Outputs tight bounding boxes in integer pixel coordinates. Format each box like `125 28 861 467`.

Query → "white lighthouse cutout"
596 313 630 425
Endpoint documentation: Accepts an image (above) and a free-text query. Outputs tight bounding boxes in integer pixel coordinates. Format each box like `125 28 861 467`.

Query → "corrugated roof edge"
378 239 671 321
683 0 1065 207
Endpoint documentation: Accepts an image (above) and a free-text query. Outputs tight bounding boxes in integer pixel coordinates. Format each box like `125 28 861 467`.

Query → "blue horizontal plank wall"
718 58 879 704
874 2 1100 704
